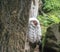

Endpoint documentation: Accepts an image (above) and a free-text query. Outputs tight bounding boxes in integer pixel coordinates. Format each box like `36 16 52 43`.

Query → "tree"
0 0 31 52
43 23 60 52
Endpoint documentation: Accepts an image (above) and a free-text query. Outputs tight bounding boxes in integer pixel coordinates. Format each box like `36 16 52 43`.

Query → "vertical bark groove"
0 0 31 52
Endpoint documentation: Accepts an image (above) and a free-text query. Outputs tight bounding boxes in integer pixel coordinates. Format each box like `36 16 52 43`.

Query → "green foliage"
38 0 60 50
38 15 54 27
48 14 60 23
38 0 60 27
38 12 60 27
43 0 60 11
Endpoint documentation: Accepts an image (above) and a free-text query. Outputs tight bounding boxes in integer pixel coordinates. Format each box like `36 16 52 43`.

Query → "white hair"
24 0 41 52
28 17 42 43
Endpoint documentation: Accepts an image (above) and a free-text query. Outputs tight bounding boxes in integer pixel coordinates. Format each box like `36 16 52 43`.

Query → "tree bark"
0 0 31 52
43 23 60 52
29 0 39 18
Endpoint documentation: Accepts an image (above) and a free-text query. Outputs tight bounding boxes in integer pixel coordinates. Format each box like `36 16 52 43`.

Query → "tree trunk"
0 0 31 52
43 23 60 52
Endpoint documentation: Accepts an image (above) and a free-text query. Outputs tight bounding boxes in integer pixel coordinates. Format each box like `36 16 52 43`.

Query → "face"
32 20 38 26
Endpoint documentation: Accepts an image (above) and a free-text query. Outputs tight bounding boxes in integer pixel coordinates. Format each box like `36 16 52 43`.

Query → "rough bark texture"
0 0 31 52
43 23 60 52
